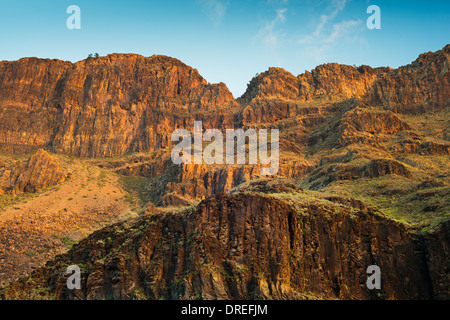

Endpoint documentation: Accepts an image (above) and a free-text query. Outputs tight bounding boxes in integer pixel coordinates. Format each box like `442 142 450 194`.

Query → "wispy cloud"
298 0 363 61
197 0 229 26
313 0 348 37
323 19 362 43
254 8 288 51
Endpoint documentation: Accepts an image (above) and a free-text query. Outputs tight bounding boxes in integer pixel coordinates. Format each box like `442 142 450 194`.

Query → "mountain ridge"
0 45 447 157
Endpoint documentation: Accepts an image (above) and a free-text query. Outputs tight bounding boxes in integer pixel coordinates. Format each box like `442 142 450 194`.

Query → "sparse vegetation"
54 235 78 249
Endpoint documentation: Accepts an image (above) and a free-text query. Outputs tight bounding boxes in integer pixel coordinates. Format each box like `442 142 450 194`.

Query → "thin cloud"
254 8 288 51
266 0 289 5
313 0 347 37
297 0 363 61
300 0 350 44
277 8 287 22
323 19 362 43
197 0 229 25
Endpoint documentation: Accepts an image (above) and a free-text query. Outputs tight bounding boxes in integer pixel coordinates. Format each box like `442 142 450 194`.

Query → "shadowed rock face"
1 186 448 300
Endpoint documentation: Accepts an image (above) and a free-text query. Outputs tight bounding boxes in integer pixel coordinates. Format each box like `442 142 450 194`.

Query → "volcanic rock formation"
1 182 448 300
0 45 449 300
0 149 66 194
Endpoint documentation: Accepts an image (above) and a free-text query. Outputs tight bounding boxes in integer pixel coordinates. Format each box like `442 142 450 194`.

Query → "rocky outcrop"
296 44 450 112
160 159 313 207
298 64 390 101
335 107 412 146
363 159 412 179
240 68 300 103
367 44 450 113
340 107 410 135
7 149 66 194
240 45 449 114
240 64 390 103
163 164 263 206
308 158 412 189
1 186 448 300
0 58 72 154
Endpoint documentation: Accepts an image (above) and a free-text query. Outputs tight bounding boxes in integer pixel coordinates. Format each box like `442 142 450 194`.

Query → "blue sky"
0 0 449 97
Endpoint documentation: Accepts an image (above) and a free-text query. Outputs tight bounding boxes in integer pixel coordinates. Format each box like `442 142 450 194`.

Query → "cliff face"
2 184 448 300
0 54 235 157
240 45 450 112
368 44 450 113
240 64 390 103
0 58 72 154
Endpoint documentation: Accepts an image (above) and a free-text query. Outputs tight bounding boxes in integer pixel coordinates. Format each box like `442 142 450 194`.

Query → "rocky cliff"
240 44 450 111
368 44 450 113
0 54 236 157
1 46 448 158
1 181 448 300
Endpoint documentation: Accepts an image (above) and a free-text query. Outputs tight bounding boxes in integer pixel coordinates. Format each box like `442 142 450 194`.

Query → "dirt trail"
0 159 134 285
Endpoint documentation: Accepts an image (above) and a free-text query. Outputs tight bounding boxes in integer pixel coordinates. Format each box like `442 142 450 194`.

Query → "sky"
0 0 449 98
